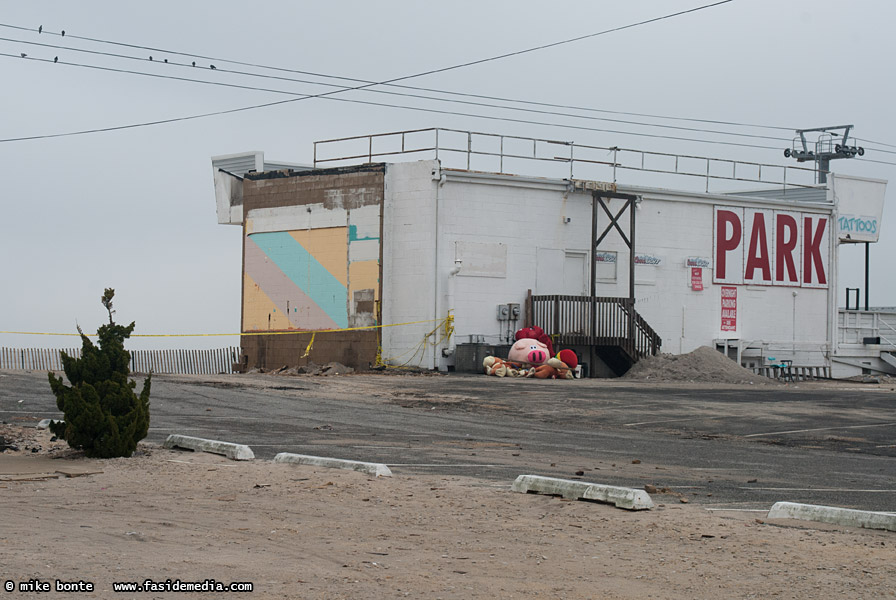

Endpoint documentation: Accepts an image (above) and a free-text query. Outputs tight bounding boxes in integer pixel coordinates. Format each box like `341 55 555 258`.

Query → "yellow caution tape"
374 315 455 369
0 318 443 339
444 312 455 340
300 332 316 358
1 316 457 368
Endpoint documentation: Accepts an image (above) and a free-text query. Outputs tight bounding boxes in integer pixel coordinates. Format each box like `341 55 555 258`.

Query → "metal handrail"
313 128 822 192
530 294 661 359
837 309 896 347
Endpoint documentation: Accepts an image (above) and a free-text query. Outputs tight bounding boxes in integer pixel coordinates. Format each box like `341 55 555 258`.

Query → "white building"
213 129 889 378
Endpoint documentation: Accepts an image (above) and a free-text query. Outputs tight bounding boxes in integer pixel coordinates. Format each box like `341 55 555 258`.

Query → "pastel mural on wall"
243 228 350 331
347 222 381 327
242 272 295 331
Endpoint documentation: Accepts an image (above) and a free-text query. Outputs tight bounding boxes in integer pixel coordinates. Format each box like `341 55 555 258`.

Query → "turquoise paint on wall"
249 231 348 329
348 224 380 242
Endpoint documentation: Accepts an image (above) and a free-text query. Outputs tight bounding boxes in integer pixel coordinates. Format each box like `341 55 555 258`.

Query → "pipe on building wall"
431 167 447 370
829 202 839 360
680 305 686 354
792 290 798 349
444 260 463 358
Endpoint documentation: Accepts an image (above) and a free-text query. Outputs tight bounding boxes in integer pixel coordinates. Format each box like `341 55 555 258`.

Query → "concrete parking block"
273 452 392 477
163 434 254 461
511 475 654 510
767 501 896 532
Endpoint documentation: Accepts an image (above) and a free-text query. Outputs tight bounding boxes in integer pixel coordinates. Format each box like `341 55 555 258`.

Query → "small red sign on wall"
691 267 703 291
721 286 737 332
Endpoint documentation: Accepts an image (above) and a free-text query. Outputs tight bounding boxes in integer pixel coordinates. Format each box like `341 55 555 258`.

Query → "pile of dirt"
623 346 777 385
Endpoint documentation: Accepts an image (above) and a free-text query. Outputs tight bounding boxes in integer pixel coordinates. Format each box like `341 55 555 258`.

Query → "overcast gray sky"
1 0 892 350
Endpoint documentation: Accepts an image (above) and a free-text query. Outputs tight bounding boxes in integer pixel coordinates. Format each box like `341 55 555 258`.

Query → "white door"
562 252 587 295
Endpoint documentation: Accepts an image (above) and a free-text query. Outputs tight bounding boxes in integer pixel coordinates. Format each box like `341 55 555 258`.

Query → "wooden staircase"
529 294 661 377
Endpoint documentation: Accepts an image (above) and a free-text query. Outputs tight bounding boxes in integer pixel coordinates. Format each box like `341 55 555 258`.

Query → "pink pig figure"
508 337 550 366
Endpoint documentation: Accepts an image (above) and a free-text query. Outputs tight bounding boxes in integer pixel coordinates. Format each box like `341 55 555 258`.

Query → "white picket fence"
0 346 242 375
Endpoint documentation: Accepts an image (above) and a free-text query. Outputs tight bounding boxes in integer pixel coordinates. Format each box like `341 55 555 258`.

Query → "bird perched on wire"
61 30 65 36
149 56 153 61
54 56 58 63
38 25 42 34
163 58 168 63
20 53 26 58
210 64 216 70
191 61 196 67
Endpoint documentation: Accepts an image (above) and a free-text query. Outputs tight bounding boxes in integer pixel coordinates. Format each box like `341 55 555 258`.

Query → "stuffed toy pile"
482 327 579 379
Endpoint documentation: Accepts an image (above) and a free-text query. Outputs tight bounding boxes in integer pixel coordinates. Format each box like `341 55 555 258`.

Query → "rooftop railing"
313 128 822 193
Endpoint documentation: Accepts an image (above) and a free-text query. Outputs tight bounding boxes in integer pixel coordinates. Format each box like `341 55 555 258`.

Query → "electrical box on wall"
509 303 520 319
496 304 510 321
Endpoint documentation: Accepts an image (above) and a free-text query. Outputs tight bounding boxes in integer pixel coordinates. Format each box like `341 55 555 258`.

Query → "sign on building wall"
594 250 617 281
634 254 662 265
830 173 887 243
691 267 703 291
713 206 830 288
686 257 711 268
721 286 737 331
634 254 661 285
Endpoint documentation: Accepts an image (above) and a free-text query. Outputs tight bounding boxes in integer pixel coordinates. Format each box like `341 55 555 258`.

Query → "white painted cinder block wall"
381 161 440 368
439 174 591 354
382 161 836 371
589 190 833 365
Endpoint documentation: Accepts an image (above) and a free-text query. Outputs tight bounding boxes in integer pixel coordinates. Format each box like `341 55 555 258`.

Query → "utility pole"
783 125 864 184
785 125 872 310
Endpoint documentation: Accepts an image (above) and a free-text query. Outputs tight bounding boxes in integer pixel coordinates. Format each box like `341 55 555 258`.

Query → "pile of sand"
623 346 777 385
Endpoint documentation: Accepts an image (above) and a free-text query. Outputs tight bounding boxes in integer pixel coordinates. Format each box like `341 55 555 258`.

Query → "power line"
855 139 896 156
4 2 737 95
0 3 787 135
0 34 793 144
0 52 783 150
7 49 890 164
0 56 301 142
858 147 896 157
856 158 896 167
856 137 896 150
0 1 745 143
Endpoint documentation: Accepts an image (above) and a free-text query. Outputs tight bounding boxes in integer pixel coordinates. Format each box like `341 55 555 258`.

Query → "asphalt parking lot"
1 369 894 512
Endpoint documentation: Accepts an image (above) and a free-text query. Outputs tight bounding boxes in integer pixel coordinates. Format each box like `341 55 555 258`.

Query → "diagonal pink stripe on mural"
244 237 340 330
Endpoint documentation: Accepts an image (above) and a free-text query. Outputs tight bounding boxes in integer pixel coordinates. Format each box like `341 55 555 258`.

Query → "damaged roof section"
242 163 385 213
212 151 313 225
244 163 385 181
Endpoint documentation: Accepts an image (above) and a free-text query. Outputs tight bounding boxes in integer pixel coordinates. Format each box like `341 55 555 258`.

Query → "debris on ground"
0 423 75 457
623 346 777 385
249 361 356 376
320 362 354 376
841 374 894 384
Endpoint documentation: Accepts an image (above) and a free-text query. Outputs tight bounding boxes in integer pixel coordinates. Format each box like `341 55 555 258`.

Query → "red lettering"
715 210 741 280
713 206 829 289
720 286 737 331
775 214 799 284
803 217 827 285
744 213 771 282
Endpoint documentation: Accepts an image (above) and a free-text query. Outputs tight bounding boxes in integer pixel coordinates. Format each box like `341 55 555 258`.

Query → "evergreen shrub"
48 289 151 458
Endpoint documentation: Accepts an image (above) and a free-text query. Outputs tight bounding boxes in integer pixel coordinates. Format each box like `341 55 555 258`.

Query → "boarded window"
454 241 507 278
